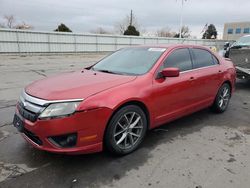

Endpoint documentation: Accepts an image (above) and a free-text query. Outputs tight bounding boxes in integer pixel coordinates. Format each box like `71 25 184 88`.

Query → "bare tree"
4 15 15 28
0 15 33 30
15 22 33 30
156 27 176 37
90 27 112 34
174 25 191 38
181 26 191 38
114 10 140 35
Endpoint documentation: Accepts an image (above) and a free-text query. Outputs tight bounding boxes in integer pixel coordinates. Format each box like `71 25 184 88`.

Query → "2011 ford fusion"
13 44 236 155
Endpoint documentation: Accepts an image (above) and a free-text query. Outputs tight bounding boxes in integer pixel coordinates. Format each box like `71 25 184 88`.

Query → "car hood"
25 69 136 100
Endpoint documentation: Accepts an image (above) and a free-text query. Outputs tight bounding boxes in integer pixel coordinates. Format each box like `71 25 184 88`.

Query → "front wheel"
211 83 231 113
104 105 147 155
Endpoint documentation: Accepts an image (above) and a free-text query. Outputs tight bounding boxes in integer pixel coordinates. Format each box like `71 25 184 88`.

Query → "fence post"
74 34 77 54
16 30 20 54
115 36 117 50
95 35 98 52
47 33 50 53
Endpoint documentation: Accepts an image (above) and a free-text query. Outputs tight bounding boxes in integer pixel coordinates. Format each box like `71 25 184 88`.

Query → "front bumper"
14 105 112 154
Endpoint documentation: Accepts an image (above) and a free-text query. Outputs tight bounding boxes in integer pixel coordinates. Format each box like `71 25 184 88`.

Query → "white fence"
0 28 230 54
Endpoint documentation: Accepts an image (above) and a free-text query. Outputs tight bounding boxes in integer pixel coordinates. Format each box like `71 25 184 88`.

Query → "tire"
211 83 231 113
104 105 147 155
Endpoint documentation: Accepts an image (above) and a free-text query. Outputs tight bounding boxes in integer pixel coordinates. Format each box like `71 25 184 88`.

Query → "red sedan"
13 44 236 155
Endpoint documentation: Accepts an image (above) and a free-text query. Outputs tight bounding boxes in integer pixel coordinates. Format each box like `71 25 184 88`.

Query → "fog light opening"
48 133 77 148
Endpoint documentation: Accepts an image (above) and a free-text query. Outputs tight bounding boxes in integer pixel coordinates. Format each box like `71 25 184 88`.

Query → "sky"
0 0 249 39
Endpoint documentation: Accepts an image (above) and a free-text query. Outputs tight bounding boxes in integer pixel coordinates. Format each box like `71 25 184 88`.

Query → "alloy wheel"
113 112 143 150
218 86 230 110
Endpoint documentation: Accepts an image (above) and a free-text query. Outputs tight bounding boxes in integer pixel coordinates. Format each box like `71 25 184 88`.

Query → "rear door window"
192 48 216 68
163 48 192 72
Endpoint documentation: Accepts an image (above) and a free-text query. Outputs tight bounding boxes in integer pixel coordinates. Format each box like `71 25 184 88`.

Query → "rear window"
192 48 215 68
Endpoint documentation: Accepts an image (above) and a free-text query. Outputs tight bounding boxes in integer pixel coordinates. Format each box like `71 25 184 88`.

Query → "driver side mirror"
160 67 180 78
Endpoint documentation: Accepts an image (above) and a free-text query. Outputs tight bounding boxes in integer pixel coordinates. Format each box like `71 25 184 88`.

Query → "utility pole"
130 10 133 26
178 0 187 39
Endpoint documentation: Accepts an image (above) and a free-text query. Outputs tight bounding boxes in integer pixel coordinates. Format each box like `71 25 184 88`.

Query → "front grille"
23 128 43 145
17 103 38 122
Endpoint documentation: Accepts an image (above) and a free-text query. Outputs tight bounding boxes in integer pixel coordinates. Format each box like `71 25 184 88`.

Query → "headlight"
39 101 81 119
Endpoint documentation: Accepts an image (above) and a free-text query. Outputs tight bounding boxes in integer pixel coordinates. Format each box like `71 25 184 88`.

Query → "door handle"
189 76 195 82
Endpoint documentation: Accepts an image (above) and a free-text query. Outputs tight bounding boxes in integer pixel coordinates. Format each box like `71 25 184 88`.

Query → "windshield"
235 36 250 46
92 47 166 75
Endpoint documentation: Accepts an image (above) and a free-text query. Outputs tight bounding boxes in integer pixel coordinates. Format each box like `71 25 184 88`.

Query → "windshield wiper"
94 69 120 75
91 67 131 75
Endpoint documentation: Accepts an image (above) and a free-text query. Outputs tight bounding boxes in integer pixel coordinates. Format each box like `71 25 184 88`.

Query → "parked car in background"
13 44 236 155
224 35 250 79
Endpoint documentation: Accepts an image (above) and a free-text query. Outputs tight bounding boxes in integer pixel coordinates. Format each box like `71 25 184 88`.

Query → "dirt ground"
0 54 250 188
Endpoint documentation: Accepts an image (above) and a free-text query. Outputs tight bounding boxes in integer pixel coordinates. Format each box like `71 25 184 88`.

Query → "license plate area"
13 114 24 132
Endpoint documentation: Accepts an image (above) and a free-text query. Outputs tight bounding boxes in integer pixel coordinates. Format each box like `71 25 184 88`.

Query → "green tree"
54 23 72 32
114 12 140 35
123 10 140 36
124 25 140 36
202 24 217 39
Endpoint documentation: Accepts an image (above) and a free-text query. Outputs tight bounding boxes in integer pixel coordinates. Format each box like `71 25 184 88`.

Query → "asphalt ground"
0 54 250 188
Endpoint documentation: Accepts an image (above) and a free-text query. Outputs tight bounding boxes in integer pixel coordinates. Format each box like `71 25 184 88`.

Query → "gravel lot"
0 54 250 188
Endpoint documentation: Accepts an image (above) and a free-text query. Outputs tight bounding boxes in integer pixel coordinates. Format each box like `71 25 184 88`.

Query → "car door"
189 48 222 105
151 48 197 126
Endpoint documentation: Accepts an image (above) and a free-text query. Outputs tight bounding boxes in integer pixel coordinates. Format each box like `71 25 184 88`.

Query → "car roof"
130 44 211 50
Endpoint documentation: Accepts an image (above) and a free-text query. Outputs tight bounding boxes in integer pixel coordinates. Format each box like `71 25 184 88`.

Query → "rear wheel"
104 105 147 155
211 83 231 113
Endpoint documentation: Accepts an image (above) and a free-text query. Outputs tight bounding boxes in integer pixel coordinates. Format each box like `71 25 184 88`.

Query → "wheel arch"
103 100 151 137
111 100 151 129
102 100 151 151
214 80 232 102
221 80 232 94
